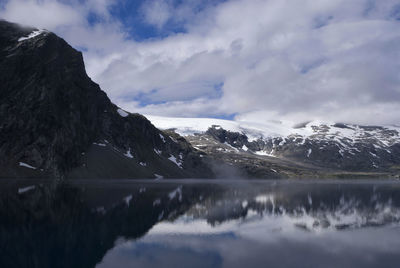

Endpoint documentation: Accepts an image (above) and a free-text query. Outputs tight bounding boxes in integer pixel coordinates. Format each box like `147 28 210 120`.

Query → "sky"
1 0 400 125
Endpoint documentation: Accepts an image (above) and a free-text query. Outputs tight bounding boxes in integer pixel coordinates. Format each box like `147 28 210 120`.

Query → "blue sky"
108 0 226 41
1 0 400 124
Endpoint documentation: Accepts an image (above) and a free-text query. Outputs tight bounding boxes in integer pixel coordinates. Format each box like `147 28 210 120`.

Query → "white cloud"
1 0 400 125
141 0 172 29
0 0 84 29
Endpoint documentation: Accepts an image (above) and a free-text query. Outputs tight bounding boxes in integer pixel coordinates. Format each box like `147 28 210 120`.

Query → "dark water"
1 179 400 268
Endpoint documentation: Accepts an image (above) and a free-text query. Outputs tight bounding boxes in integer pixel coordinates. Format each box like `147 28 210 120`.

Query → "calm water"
1 179 400 268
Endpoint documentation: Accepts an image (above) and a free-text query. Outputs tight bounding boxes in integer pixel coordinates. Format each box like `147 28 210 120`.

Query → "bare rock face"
0 20 213 179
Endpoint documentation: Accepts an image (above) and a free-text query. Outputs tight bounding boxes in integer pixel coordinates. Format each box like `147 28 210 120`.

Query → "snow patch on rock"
168 155 183 168
18 30 45 42
124 148 133 158
93 142 106 147
159 134 166 143
19 162 37 169
18 185 35 194
117 108 129 117
255 150 275 157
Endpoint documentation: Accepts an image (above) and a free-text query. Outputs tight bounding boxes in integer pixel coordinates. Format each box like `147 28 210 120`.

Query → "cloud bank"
1 0 400 125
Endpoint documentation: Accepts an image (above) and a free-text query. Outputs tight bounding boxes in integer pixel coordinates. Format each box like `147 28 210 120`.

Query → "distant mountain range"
0 19 399 179
147 116 400 179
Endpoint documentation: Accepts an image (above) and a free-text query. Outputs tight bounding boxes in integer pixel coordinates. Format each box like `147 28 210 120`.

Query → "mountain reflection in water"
1 179 400 268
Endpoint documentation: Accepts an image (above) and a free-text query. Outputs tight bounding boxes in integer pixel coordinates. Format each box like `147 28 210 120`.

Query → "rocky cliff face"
0 20 213 179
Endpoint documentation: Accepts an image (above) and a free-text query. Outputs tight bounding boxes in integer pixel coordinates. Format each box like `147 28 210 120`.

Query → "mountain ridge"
147 115 400 178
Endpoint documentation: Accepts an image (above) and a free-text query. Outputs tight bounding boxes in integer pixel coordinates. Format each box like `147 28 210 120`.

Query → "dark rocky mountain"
0 20 213 179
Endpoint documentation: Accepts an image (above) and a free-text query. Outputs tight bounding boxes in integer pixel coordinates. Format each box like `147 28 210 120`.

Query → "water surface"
1 179 400 268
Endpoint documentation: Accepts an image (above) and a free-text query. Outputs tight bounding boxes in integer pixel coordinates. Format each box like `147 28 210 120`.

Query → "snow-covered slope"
146 115 322 140
146 115 249 136
146 115 400 145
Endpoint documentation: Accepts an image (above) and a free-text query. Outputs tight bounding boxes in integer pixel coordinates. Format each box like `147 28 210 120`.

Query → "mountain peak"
0 20 212 179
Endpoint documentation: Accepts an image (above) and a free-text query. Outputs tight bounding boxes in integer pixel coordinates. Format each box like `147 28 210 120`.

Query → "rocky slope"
0 20 213 179
147 116 400 178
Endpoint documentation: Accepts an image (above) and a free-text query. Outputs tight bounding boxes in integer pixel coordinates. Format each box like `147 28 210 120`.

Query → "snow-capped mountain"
147 116 400 178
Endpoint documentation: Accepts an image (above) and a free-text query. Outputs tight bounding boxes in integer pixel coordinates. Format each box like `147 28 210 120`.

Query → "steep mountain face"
147 116 400 178
0 20 212 179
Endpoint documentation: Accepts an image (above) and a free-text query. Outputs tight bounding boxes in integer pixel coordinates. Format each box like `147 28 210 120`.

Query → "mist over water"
1 179 400 268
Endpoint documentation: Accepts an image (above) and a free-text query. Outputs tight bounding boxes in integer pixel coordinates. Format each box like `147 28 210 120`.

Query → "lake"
1 179 400 268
